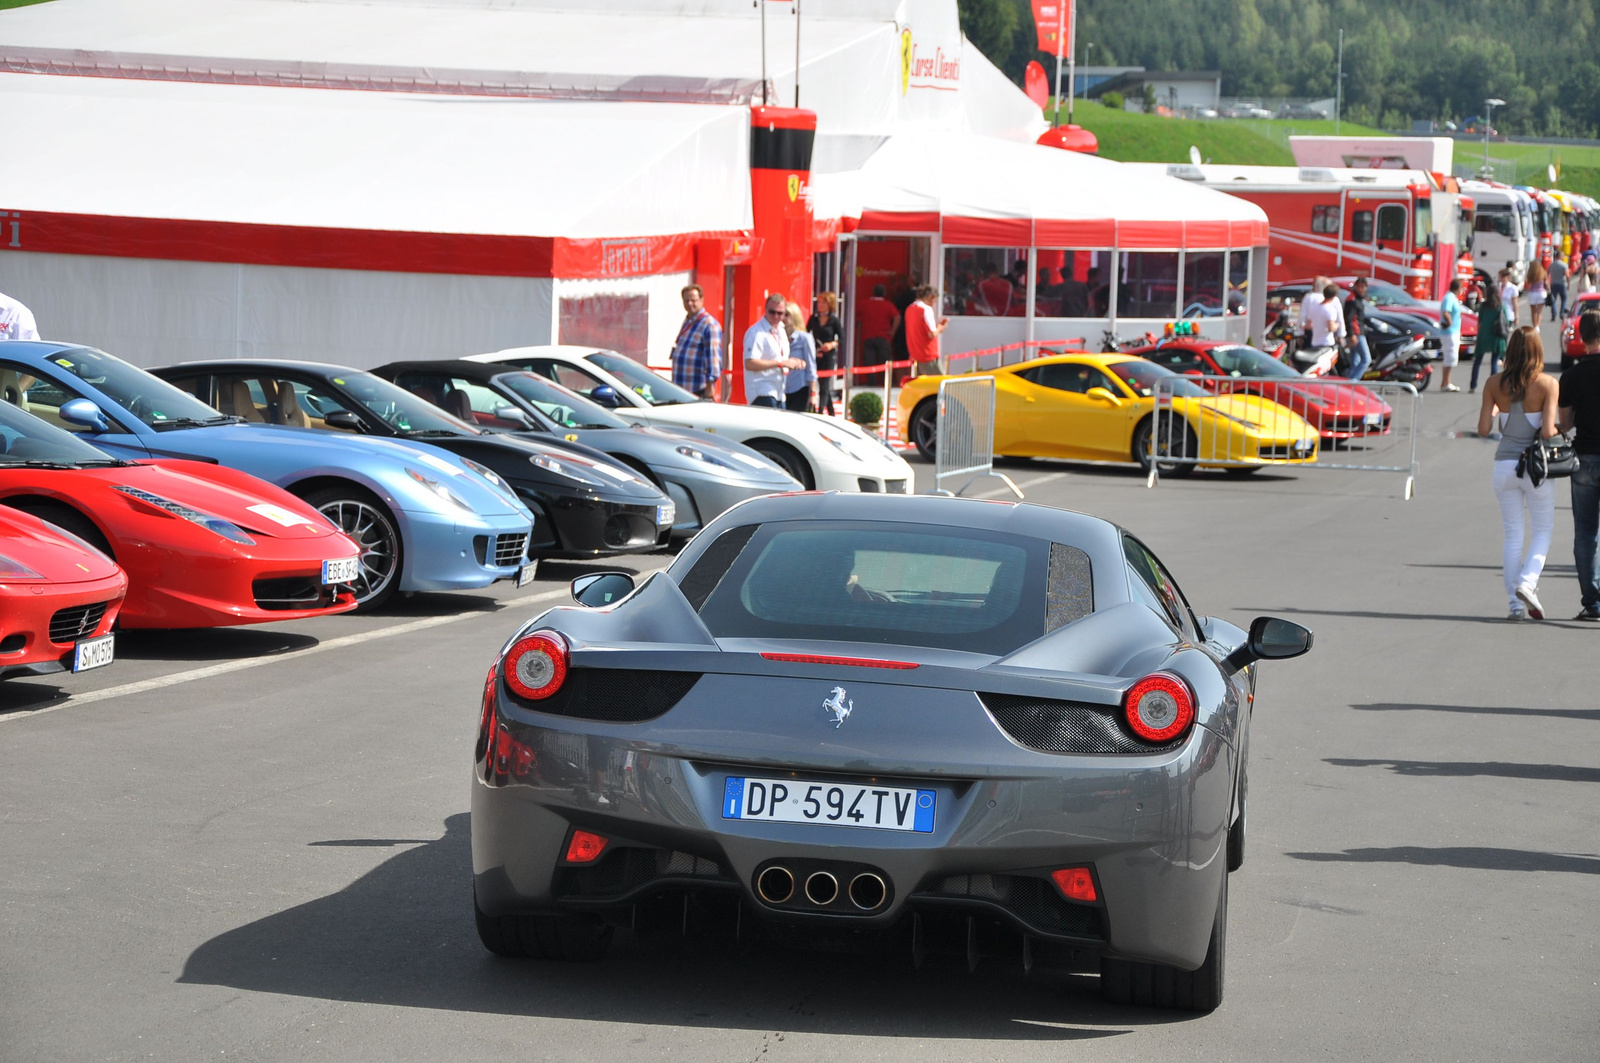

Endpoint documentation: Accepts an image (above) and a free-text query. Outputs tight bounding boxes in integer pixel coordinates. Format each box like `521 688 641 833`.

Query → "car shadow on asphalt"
0 682 68 715
1285 846 1600 875
1264 605 1592 628
177 813 1186 1035
378 592 503 617
1349 702 1600 723
1324 757 1600 784
114 627 319 662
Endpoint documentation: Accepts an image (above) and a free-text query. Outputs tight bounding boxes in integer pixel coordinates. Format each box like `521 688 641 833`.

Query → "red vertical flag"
1030 0 1070 57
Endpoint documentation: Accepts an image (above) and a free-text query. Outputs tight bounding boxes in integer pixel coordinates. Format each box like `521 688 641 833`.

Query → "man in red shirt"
904 285 949 374
857 284 898 369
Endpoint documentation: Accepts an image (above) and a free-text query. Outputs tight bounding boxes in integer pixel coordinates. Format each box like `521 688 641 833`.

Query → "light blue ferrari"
0 343 535 610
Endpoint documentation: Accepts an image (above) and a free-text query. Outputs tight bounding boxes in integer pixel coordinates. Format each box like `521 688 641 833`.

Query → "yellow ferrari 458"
898 353 1319 476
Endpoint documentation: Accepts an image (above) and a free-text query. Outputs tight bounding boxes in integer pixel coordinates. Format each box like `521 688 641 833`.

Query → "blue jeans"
749 395 782 408
1574 456 1600 609
1551 282 1568 320
1470 343 1502 391
1345 336 1371 379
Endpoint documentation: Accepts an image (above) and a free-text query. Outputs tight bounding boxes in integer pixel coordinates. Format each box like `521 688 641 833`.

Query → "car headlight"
113 485 256 544
459 456 506 491
0 553 44 579
405 467 474 513
530 453 605 488
674 444 737 470
1369 318 1395 334
817 430 867 463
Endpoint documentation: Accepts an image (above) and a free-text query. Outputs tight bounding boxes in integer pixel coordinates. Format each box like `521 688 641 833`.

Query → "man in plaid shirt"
670 284 723 400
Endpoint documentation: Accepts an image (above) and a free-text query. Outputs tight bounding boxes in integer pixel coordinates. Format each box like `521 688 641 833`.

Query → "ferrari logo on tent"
787 174 800 202
900 29 912 95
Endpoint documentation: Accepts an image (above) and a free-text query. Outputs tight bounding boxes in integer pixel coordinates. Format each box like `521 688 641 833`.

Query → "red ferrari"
1132 339 1394 441
1560 292 1600 370
0 506 126 680
0 400 362 628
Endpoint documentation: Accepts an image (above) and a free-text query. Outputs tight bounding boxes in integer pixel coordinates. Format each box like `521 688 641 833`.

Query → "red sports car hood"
103 462 341 540
1275 379 1392 415
0 507 121 583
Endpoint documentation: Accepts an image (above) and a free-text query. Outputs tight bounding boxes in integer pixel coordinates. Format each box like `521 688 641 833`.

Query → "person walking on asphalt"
1439 277 1464 391
1343 277 1374 380
1471 282 1508 393
669 284 723 401
782 302 817 412
742 293 802 409
1479 326 1560 620
1548 255 1569 320
1559 309 1600 620
1525 259 1548 328
1499 268 1520 328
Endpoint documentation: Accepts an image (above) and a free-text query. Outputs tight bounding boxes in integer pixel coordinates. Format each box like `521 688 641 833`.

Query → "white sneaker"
1443 384 1462 392
1507 604 1528 621
1515 583 1545 620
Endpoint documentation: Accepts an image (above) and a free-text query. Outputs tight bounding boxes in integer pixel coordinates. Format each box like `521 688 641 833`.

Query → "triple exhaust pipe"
756 865 889 911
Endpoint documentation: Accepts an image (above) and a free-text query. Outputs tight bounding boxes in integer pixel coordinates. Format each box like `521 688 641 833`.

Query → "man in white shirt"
0 291 39 341
742 293 801 408
1305 282 1344 375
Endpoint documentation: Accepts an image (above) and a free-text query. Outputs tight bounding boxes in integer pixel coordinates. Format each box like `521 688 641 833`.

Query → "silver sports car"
471 493 1311 1011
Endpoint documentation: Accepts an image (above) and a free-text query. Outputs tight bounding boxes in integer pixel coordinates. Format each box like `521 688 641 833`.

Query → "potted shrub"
849 390 883 429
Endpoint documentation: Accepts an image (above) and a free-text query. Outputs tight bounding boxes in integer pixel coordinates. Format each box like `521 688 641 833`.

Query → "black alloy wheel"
910 399 939 462
1131 416 1198 478
302 487 401 611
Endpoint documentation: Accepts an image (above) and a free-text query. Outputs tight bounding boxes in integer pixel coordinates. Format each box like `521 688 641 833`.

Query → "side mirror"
1224 616 1314 673
588 385 622 409
495 404 536 428
58 398 110 433
572 571 635 607
1085 386 1122 406
322 409 366 432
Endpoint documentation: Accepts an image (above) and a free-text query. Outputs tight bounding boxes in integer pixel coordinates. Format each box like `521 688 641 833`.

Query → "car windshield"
1108 360 1206 398
1360 280 1426 309
0 397 123 466
494 373 631 429
1207 344 1301 379
45 347 232 429
697 522 1060 656
338 373 480 436
587 353 701 406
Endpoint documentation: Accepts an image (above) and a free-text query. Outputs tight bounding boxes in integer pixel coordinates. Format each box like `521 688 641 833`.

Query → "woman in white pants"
1477 326 1561 619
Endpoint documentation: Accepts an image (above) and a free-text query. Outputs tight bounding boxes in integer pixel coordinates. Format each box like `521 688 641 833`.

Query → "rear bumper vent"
979 692 1183 754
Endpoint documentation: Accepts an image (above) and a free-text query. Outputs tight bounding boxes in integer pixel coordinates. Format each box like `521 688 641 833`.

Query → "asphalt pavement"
2 350 1597 1060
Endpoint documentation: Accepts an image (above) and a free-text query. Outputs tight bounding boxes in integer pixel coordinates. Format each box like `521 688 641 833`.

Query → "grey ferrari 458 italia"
471 492 1312 1011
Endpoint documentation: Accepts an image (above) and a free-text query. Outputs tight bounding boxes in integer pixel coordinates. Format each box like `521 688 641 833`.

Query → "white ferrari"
462 346 914 494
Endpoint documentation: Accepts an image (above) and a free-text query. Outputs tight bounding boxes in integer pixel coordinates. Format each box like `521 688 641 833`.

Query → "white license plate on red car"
73 634 114 673
722 776 936 833
323 557 360 584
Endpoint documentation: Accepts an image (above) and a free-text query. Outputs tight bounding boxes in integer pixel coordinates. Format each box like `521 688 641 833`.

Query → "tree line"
959 0 1600 138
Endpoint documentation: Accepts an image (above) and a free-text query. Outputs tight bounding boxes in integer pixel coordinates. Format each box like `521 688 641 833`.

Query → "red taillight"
504 630 569 700
1050 867 1098 903
759 653 919 669
1123 672 1196 743
565 830 608 863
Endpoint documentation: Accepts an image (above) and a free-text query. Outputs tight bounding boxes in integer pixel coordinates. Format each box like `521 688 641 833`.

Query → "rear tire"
749 440 814 489
909 399 938 462
1100 871 1227 1012
474 894 613 961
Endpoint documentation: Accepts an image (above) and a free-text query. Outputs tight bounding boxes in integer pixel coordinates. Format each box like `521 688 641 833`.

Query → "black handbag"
1518 437 1577 487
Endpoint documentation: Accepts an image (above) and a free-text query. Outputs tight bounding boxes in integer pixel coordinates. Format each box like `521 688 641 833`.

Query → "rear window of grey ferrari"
693 522 1091 654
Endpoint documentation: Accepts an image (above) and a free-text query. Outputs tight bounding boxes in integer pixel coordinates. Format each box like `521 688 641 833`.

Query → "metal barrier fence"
1147 375 1420 499
932 376 1023 499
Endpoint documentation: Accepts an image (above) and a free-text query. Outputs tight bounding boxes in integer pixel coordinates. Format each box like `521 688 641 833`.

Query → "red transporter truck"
1142 137 1473 303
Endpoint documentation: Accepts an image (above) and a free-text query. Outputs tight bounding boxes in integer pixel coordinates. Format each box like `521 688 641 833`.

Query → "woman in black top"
808 291 842 416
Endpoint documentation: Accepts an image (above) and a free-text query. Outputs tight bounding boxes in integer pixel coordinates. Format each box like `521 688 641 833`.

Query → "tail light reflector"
504 630 568 700
1050 867 1098 903
1123 672 1196 743
565 830 608 863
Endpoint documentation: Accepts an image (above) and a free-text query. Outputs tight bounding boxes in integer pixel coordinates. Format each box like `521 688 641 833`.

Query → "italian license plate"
1364 413 1384 426
517 561 538 587
323 557 360 584
657 502 676 526
73 634 114 673
722 776 935 833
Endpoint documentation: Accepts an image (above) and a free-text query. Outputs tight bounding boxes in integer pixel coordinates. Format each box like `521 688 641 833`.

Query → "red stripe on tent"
856 211 941 233
1034 218 1116 247
2 210 740 279
941 216 1032 245
1184 219 1230 248
1116 220 1185 249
